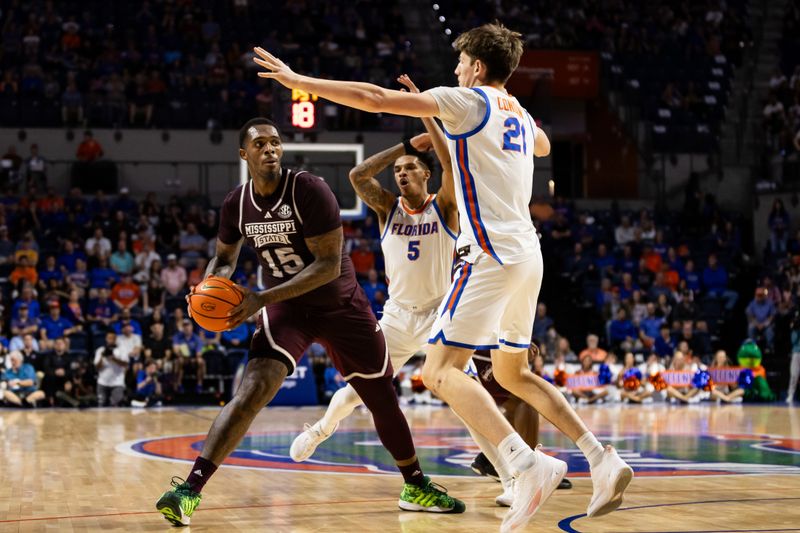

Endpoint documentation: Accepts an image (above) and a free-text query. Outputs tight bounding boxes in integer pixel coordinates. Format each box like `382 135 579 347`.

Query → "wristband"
402 138 421 156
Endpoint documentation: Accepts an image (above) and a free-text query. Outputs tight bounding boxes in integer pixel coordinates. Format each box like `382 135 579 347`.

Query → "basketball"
189 276 244 332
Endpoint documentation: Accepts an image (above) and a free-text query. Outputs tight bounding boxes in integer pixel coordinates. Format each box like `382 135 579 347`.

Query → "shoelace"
170 476 188 489
427 481 451 497
303 423 325 438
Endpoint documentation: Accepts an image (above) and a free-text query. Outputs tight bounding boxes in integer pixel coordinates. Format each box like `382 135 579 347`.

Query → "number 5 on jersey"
407 240 420 261
262 247 305 278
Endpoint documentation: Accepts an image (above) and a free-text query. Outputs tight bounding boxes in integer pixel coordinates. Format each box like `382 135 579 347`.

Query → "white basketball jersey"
430 85 539 265
380 194 456 311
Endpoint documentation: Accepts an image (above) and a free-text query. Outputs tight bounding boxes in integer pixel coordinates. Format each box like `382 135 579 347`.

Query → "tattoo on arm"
259 228 343 304
206 238 243 279
348 144 401 218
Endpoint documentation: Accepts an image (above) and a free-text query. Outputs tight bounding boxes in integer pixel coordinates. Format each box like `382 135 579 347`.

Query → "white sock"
319 385 362 434
498 433 536 477
576 432 605 469
462 421 513 485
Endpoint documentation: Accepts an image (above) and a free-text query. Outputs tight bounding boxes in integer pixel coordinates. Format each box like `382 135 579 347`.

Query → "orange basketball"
189 276 244 332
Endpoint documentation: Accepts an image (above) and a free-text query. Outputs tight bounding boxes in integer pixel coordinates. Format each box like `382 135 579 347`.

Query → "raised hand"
397 74 421 94
410 133 433 152
253 47 300 88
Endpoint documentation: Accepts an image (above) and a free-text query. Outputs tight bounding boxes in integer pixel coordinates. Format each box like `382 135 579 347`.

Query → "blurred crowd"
0 0 418 130
762 1 800 184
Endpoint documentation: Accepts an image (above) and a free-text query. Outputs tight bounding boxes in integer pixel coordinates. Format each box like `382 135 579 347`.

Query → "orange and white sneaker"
501 445 567 532
587 445 634 517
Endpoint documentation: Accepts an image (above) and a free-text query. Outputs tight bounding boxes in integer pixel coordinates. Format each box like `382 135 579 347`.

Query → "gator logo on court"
117 426 800 477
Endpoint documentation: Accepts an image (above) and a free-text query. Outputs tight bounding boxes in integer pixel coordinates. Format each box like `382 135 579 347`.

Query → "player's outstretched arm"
226 228 343 328
253 47 439 118
396 74 457 224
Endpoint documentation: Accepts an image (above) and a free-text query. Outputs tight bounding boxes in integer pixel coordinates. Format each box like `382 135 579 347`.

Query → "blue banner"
270 355 318 406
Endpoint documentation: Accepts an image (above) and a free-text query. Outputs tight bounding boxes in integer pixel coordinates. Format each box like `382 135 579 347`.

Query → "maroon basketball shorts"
473 350 512 404
250 289 390 380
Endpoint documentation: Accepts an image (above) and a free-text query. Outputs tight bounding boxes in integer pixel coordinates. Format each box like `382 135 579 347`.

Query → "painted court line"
558 497 800 533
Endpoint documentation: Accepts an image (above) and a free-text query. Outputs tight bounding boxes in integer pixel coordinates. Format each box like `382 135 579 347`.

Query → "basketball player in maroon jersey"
156 118 465 526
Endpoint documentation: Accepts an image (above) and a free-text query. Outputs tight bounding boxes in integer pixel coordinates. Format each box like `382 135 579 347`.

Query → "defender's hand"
410 133 433 152
253 47 300 88
397 74 421 94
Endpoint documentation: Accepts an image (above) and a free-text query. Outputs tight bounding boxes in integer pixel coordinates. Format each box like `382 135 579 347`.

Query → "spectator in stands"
94 330 128 407
187 258 208 288
768 198 791 254
617 245 638 275
89 255 119 294
532 302 554 342
131 360 163 408
2 351 45 406
9 255 38 286
10 304 39 348
12 285 41 320
360 268 387 305
555 336 577 362
221 322 249 349
1 145 23 188
639 303 665 349
134 240 161 280
592 243 616 277
112 188 138 215
76 131 104 162
143 321 171 368
172 319 205 394
62 81 83 125
42 337 71 405
161 253 187 300
609 308 639 350
565 242 591 282
614 216 636 246
37 255 63 293
746 287 776 349
88 288 120 334
67 258 89 292
579 334 608 363
39 301 80 351
0 226 14 271
22 144 47 191
702 253 738 310
85 227 112 258
179 222 207 267
111 273 141 311
110 239 135 275
55 358 96 408
113 309 143 337
63 288 86 326
683 259 701 293
350 238 375 279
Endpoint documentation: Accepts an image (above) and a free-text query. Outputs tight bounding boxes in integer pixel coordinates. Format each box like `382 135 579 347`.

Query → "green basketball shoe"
398 476 466 513
156 477 202 526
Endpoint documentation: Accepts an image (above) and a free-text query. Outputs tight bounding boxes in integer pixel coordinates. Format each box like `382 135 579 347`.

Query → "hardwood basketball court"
2 404 799 532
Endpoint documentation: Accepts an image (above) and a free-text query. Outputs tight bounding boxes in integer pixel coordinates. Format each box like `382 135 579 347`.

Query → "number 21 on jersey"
502 117 527 155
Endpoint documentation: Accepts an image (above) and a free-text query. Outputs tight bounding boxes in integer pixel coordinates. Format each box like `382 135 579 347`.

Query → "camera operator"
94 330 128 406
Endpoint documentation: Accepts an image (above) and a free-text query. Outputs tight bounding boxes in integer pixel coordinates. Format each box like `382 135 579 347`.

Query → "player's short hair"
453 22 523 84
396 152 434 173
239 117 282 148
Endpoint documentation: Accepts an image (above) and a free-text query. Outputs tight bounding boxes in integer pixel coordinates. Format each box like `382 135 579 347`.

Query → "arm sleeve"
296 176 342 238
217 188 243 245
424 87 487 135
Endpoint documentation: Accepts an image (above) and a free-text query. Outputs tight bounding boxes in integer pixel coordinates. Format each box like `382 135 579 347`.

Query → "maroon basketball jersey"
218 167 358 308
